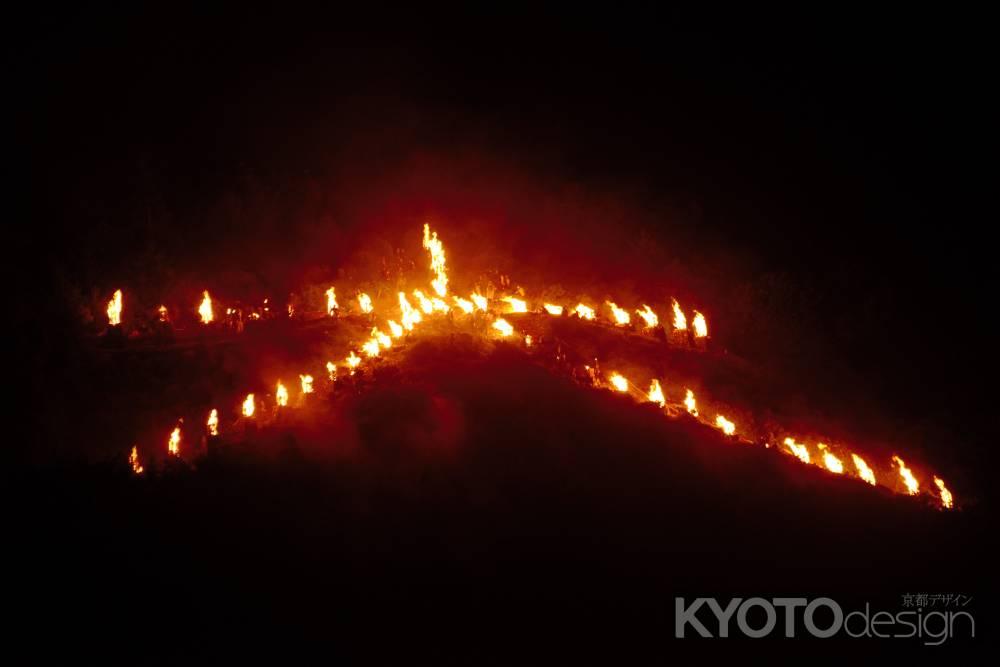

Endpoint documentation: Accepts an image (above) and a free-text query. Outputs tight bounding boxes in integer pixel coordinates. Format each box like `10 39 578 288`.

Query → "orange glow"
168 426 181 456
574 303 596 320
326 287 339 315
525 334 533 347
362 337 381 358
671 299 686 330
502 296 528 313
423 223 449 297
276 381 289 407
453 296 474 314
934 476 954 509
543 304 564 316
609 373 629 392
106 289 122 326
715 415 736 436
635 305 658 329
398 292 421 330
388 320 404 338
326 361 337 381
198 291 214 324
373 327 392 349
470 293 488 311
413 289 434 314
158 305 169 322
300 374 314 395
648 379 665 407
851 454 876 485
818 445 844 474
129 446 143 474
784 438 810 464
207 408 219 436
684 389 698 416
345 350 362 372
607 301 630 326
242 393 255 418
893 455 919 495
692 311 708 338
357 293 373 314
430 297 450 313
492 318 514 337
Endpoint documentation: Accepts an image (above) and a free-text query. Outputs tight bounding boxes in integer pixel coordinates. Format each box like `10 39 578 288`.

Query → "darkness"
11 7 993 660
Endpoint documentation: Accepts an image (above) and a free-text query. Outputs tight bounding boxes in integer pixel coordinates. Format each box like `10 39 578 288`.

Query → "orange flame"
207 408 219 436
453 297 474 314
543 304 564 316
300 374 314 395
158 305 169 322
362 337 381 358
715 415 736 436
129 445 143 474
934 476 954 509
398 292 421 330
326 361 336 381
851 454 876 485
413 290 434 314
784 437 810 464
648 379 666 407
168 426 181 456
492 318 514 337
893 455 919 495
357 293 374 314
684 389 698 416
198 291 214 324
573 303 596 320
635 305 658 329
388 320 404 337
345 350 361 372
818 444 844 474
326 287 338 315
671 299 686 330
423 223 448 297
692 311 708 338
609 373 629 392
607 301 630 326
242 393 255 418
107 289 122 326
276 381 289 407
470 293 488 311
502 296 528 313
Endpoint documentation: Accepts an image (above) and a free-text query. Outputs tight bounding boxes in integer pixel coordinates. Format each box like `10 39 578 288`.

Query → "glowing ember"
388 320 404 338
574 303 596 320
300 374 314 395
715 415 736 436
207 408 219 436
399 292 421 330
648 379 665 407
168 426 181 456
851 454 877 485
470 293 488 311
692 311 708 338
129 445 143 474
784 437 810 464
158 305 169 322
503 296 528 313
609 373 629 392
242 394 255 418
287 304 294 318
106 289 122 326
276 381 289 407
671 299 686 330
492 318 514 337
453 296 474 314
423 223 449 296
357 293 374 314
326 361 336 381
635 305 658 329
326 287 339 315
525 334 533 346
198 291 214 324
818 445 844 474
543 304 564 316
345 351 362 371
607 301 630 326
934 476 954 509
684 389 698 416
892 455 919 495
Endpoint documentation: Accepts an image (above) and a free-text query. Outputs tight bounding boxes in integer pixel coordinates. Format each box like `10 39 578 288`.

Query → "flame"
573 303 596 320
413 290 434 314
423 223 448 296
300 374 314 395
106 289 122 326
453 297 474 314
715 415 736 436
892 455 919 495
242 393 255 418
199 291 214 324
326 361 337 381
207 408 219 436
345 350 362 371
287 304 294 318
607 301 630 326
362 337 381 357
158 305 169 322
525 334 533 347
934 476 954 509
470 293 488 311
543 304 564 316
357 293 374 314
609 373 629 392
648 379 665 407
492 318 514 337
635 305 658 329
276 381 289 407
671 299 686 330
817 445 844 474
388 320 404 337
398 292 421 330
693 311 708 338
430 297 450 313
373 327 392 349
168 426 181 456
129 446 143 474
326 287 339 315
850 454 877 485
784 437 810 464
684 389 698 416
503 296 528 313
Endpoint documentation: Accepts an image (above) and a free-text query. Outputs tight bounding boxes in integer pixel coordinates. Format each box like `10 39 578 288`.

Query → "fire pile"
105 224 956 510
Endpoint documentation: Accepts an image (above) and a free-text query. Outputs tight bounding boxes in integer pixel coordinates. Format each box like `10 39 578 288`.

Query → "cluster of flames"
110 225 955 510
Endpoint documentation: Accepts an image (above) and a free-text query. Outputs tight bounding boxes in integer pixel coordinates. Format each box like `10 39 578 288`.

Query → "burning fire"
543 304 564 316
276 381 289 407
388 320 404 338
399 292 421 330
207 408 219 436
168 426 181 456
453 297 474 314
198 291 214 324
106 289 122 326
129 445 143 474
692 311 708 338
242 393 255 418
671 299 686 331
345 351 362 372
892 455 919 495
715 415 736 436
684 389 698 416
573 303 596 320
609 373 629 392
648 379 665 407
362 337 381 357
851 454 877 485
423 223 449 297
492 318 514 337
784 438 810 464
326 361 336 381
158 305 169 322
502 296 528 313
471 293 488 311
413 290 434 314
635 305 658 329
357 293 373 315
326 287 339 315
817 444 844 474
607 301 630 326
300 374 314 395
934 476 954 509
